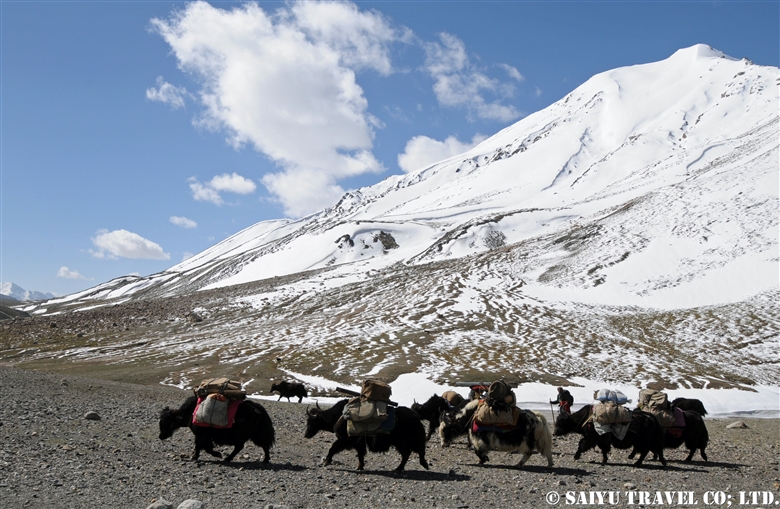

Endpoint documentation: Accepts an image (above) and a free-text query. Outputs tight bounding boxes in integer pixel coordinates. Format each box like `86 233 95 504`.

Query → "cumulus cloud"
56 267 89 280
398 134 487 173
424 33 521 122
146 76 191 109
150 1 403 216
90 229 170 260
188 172 257 205
170 216 197 228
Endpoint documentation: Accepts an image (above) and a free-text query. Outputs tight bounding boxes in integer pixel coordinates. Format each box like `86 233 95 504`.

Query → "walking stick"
549 401 556 423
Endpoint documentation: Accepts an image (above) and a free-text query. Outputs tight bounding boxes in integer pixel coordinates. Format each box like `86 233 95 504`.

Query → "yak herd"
158 382 710 472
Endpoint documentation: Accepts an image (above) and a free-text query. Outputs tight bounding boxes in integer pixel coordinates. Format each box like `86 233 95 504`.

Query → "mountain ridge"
7 45 777 396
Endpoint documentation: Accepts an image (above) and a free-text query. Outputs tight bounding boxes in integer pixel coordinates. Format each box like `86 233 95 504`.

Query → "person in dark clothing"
550 387 574 413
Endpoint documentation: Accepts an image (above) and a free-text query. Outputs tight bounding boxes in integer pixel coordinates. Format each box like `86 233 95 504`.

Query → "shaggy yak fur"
412 394 454 441
270 381 307 403
671 397 708 416
630 409 709 462
304 400 429 471
554 404 666 467
159 396 275 463
439 399 554 468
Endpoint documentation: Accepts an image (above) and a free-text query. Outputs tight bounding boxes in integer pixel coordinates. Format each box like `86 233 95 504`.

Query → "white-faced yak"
159 396 275 463
439 399 554 468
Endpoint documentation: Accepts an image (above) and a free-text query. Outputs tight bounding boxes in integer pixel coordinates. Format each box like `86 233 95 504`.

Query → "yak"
439 399 553 468
271 380 307 403
554 404 666 467
630 409 709 462
159 396 275 463
671 397 708 416
304 400 429 471
412 394 453 441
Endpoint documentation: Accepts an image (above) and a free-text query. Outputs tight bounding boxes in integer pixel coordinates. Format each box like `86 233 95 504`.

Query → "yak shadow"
198 459 308 472
329 467 471 482
473 463 589 476
664 459 743 470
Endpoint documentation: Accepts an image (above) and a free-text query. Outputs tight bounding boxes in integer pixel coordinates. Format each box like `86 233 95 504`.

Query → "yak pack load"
344 379 396 436
638 389 679 429
194 377 247 400
473 380 521 429
590 388 632 440
592 389 631 425
192 377 246 428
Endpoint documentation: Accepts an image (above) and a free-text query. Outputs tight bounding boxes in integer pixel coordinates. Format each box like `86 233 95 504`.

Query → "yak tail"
532 411 554 467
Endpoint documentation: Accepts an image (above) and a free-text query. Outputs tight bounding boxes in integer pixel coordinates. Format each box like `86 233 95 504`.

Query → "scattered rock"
177 500 204 509
84 411 101 421
147 498 174 509
727 421 749 429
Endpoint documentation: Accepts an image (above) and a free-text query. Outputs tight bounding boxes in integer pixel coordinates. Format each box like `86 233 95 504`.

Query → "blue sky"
2 0 778 297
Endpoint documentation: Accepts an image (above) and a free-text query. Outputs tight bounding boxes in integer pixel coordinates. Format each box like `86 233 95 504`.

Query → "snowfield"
15 45 779 414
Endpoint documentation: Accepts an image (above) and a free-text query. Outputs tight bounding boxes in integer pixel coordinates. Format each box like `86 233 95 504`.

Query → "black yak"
412 394 453 440
304 400 429 471
630 409 709 462
554 404 666 467
271 380 307 403
159 396 275 463
671 397 708 416
439 399 553 468
303 399 348 438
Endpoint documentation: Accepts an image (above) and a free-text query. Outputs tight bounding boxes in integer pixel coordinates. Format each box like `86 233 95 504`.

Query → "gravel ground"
0 366 778 509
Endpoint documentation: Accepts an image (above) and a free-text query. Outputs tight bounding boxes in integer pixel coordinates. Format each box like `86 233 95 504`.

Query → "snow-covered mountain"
0 282 55 302
14 45 778 400
30 44 778 312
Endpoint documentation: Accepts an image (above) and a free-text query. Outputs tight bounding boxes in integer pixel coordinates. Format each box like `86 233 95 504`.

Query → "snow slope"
16 45 779 412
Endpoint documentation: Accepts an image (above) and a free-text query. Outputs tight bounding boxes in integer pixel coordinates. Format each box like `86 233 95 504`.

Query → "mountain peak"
670 43 735 62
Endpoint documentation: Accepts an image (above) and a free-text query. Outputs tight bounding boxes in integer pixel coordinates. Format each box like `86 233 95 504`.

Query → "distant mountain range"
0 282 55 303
12 45 779 394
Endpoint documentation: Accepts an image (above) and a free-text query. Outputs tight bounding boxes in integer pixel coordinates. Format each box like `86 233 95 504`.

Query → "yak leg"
394 445 411 471
261 445 271 464
632 449 648 466
323 438 350 467
574 436 595 461
417 449 430 470
354 441 367 471
515 454 532 468
223 442 244 463
193 436 222 460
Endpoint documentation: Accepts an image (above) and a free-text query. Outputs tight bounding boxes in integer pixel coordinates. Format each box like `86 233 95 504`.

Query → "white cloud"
209 173 257 194
424 33 521 122
397 134 487 173
151 1 402 217
146 76 191 109
90 229 170 260
56 267 88 280
188 173 257 205
170 216 197 228
498 63 524 82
